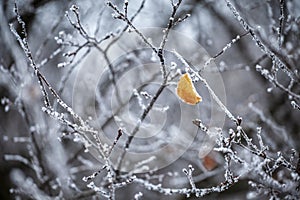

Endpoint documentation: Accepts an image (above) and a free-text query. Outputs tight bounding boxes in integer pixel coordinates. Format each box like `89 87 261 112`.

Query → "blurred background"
1 0 300 199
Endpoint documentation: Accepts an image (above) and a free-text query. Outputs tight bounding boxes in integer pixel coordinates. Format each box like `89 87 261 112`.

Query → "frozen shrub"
0 0 299 199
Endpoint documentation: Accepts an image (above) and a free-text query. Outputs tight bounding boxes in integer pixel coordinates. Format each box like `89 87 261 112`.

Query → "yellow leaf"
176 73 202 105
